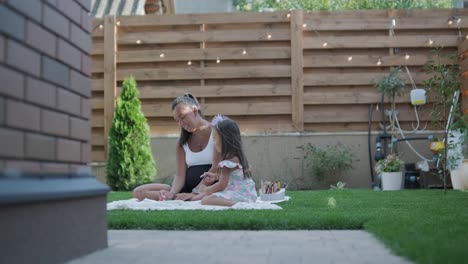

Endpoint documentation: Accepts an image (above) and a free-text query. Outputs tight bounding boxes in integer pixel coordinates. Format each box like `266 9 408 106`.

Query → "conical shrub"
106 77 156 191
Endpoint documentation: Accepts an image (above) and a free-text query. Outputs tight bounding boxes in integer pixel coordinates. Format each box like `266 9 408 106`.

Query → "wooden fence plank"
290 10 304 131
303 54 453 68
117 29 291 44
141 101 292 117
91 98 104 109
303 17 468 31
92 42 104 55
303 35 461 49
92 79 104 91
304 104 430 123
117 12 290 26
117 66 291 81
117 47 291 63
304 72 432 86
304 87 436 105
138 84 291 98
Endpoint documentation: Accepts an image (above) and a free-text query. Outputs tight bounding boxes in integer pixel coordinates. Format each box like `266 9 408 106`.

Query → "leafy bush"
234 0 451 12
106 77 156 191
304 143 354 181
375 153 403 175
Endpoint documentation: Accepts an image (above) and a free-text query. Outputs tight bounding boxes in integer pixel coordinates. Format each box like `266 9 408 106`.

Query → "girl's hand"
200 172 218 183
175 193 196 201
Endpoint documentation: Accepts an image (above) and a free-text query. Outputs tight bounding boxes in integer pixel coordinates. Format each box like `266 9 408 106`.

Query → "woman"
133 94 221 201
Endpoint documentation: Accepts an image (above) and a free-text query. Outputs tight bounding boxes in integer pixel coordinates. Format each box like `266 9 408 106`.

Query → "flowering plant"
375 154 403 175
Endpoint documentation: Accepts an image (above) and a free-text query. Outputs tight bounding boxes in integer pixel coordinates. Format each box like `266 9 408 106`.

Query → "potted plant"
303 143 354 188
375 66 405 134
423 47 465 190
375 153 404 190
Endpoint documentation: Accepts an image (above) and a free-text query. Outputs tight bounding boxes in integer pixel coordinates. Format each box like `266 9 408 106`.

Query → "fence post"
290 10 304 131
459 39 468 116
103 16 117 157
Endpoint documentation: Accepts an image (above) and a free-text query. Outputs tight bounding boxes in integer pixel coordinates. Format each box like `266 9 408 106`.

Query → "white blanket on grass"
107 197 290 211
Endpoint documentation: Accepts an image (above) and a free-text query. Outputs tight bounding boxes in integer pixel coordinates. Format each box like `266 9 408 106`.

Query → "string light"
267 34 272 39
322 42 328 47
376 58 382 66
216 57 221 64
99 24 103 29
427 38 434 45
116 21 120 26
136 39 141 44
286 13 291 18
347 56 353 61
187 60 192 66
302 23 307 28
159 53 165 58
465 35 468 39
405 53 410 60
242 49 247 55
390 19 396 36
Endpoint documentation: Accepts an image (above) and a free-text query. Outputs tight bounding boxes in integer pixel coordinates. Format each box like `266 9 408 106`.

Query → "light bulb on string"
136 39 141 44
405 53 410 60
216 57 221 64
302 23 307 28
376 58 382 66
116 21 120 26
391 19 396 27
187 60 192 66
267 34 272 39
427 38 434 46
286 13 291 18
99 24 103 29
347 56 353 61
242 49 247 55
322 42 328 47
159 53 165 58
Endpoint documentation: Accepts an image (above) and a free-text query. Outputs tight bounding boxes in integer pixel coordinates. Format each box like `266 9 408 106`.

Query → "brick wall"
0 0 92 174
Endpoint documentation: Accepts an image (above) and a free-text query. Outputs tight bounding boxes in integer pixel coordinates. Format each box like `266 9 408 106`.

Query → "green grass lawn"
108 190 468 264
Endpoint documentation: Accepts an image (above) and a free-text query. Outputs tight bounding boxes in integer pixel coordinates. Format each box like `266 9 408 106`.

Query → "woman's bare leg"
201 195 236 207
133 183 170 201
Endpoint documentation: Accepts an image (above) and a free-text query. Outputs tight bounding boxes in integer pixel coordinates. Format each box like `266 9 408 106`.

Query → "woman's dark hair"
171 94 204 146
214 117 252 178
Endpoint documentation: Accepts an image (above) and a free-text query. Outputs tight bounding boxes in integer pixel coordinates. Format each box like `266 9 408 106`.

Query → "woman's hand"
200 172 218 184
175 193 196 201
160 190 175 200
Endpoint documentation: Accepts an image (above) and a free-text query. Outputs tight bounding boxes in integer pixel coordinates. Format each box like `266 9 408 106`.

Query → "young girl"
196 115 258 206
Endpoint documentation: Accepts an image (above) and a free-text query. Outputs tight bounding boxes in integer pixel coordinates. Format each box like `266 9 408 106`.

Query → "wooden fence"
91 9 468 162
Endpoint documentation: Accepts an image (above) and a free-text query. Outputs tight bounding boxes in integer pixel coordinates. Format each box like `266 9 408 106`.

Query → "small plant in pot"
375 66 405 134
375 153 404 190
423 47 464 191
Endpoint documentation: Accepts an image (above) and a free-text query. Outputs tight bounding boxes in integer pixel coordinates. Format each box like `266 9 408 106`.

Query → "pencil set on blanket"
259 180 287 201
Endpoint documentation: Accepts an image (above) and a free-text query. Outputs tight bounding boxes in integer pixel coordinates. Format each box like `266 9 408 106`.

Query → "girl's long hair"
214 117 252 178
171 94 204 147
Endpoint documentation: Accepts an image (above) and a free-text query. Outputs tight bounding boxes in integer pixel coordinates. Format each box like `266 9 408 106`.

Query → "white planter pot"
381 171 403 190
451 160 468 190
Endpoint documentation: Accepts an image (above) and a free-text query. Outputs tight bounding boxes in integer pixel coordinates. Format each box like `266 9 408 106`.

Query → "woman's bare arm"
169 143 187 196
